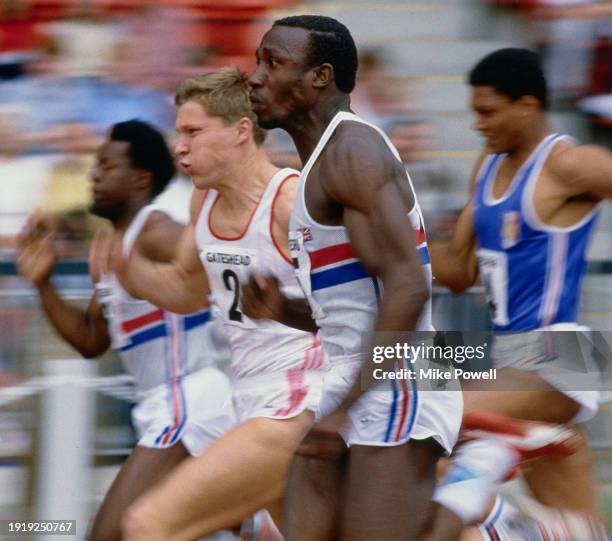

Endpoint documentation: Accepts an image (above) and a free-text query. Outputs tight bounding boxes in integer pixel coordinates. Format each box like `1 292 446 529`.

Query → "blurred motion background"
1 0 611 538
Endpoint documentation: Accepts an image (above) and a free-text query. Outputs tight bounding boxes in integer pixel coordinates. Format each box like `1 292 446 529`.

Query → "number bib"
200 245 258 328
476 248 509 327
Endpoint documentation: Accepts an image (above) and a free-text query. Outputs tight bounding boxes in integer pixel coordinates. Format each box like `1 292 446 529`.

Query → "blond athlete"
95 69 327 541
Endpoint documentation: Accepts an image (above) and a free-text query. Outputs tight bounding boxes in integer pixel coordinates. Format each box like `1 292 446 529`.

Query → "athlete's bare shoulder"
136 211 184 263
546 138 612 200
271 171 299 231
319 120 408 212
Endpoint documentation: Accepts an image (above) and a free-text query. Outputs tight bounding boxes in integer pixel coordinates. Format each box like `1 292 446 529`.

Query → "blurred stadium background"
0 0 611 538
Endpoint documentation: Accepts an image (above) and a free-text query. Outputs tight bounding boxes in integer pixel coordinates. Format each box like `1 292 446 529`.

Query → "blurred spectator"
353 49 413 122
532 1 612 122
0 0 49 80
530 0 600 104
113 5 204 92
530 1 612 106
384 117 460 239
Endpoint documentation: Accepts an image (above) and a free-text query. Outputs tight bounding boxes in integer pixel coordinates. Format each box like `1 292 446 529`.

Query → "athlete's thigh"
524 427 600 514
462 368 580 423
123 411 314 541
283 454 346 541
88 443 189 541
341 438 444 541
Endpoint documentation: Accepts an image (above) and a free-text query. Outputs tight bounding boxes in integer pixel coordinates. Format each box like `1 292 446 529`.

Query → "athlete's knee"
121 499 168 541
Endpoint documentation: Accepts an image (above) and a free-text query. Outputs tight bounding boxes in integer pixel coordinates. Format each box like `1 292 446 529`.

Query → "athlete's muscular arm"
429 201 479 293
323 124 429 408
135 211 187 263
429 154 485 293
17 216 110 358
242 274 317 332
242 174 318 332
36 287 110 358
113 191 210 313
550 143 612 200
329 127 429 328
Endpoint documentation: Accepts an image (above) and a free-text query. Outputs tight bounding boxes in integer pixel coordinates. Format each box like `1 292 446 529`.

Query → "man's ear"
235 117 254 144
312 63 334 89
132 169 153 194
516 95 541 116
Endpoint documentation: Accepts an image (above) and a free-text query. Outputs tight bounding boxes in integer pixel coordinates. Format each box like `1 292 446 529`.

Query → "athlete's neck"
213 148 278 215
285 95 352 165
111 199 150 232
505 120 551 167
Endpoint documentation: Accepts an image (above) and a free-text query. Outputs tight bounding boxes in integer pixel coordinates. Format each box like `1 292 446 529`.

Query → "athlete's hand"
242 273 287 322
297 410 349 461
16 211 57 288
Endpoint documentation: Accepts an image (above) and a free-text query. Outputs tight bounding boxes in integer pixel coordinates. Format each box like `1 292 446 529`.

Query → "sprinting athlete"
17 120 233 541
98 69 327 541
247 15 463 540
429 48 611 539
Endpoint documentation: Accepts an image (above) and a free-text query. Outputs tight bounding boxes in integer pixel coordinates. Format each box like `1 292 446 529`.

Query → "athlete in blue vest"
430 49 611 540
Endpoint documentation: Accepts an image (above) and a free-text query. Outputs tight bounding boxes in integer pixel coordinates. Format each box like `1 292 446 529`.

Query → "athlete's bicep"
137 213 185 263
322 129 421 273
175 224 208 284
343 179 426 291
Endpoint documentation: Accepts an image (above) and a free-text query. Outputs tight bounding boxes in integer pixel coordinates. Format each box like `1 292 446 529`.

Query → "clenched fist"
241 274 287 323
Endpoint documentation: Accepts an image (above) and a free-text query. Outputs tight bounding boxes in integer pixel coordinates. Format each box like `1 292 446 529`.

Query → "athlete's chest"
208 201 257 238
489 158 522 200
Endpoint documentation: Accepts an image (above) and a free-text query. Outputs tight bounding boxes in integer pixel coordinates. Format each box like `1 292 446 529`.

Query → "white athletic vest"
96 204 213 393
195 168 325 379
289 111 434 360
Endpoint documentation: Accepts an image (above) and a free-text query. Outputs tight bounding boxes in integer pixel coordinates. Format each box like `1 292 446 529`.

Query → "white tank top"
195 168 325 379
289 111 434 360
96 204 213 393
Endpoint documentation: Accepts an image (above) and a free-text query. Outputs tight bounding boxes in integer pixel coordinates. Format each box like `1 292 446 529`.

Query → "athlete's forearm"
429 239 477 293
337 271 428 412
429 200 478 292
124 252 209 314
37 282 108 358
279 297 319 333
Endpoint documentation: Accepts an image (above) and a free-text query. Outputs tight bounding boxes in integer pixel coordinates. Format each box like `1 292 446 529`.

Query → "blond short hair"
175 67 266 145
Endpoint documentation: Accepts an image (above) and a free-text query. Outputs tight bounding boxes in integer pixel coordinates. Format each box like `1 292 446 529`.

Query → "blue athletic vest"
472 134 600 332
